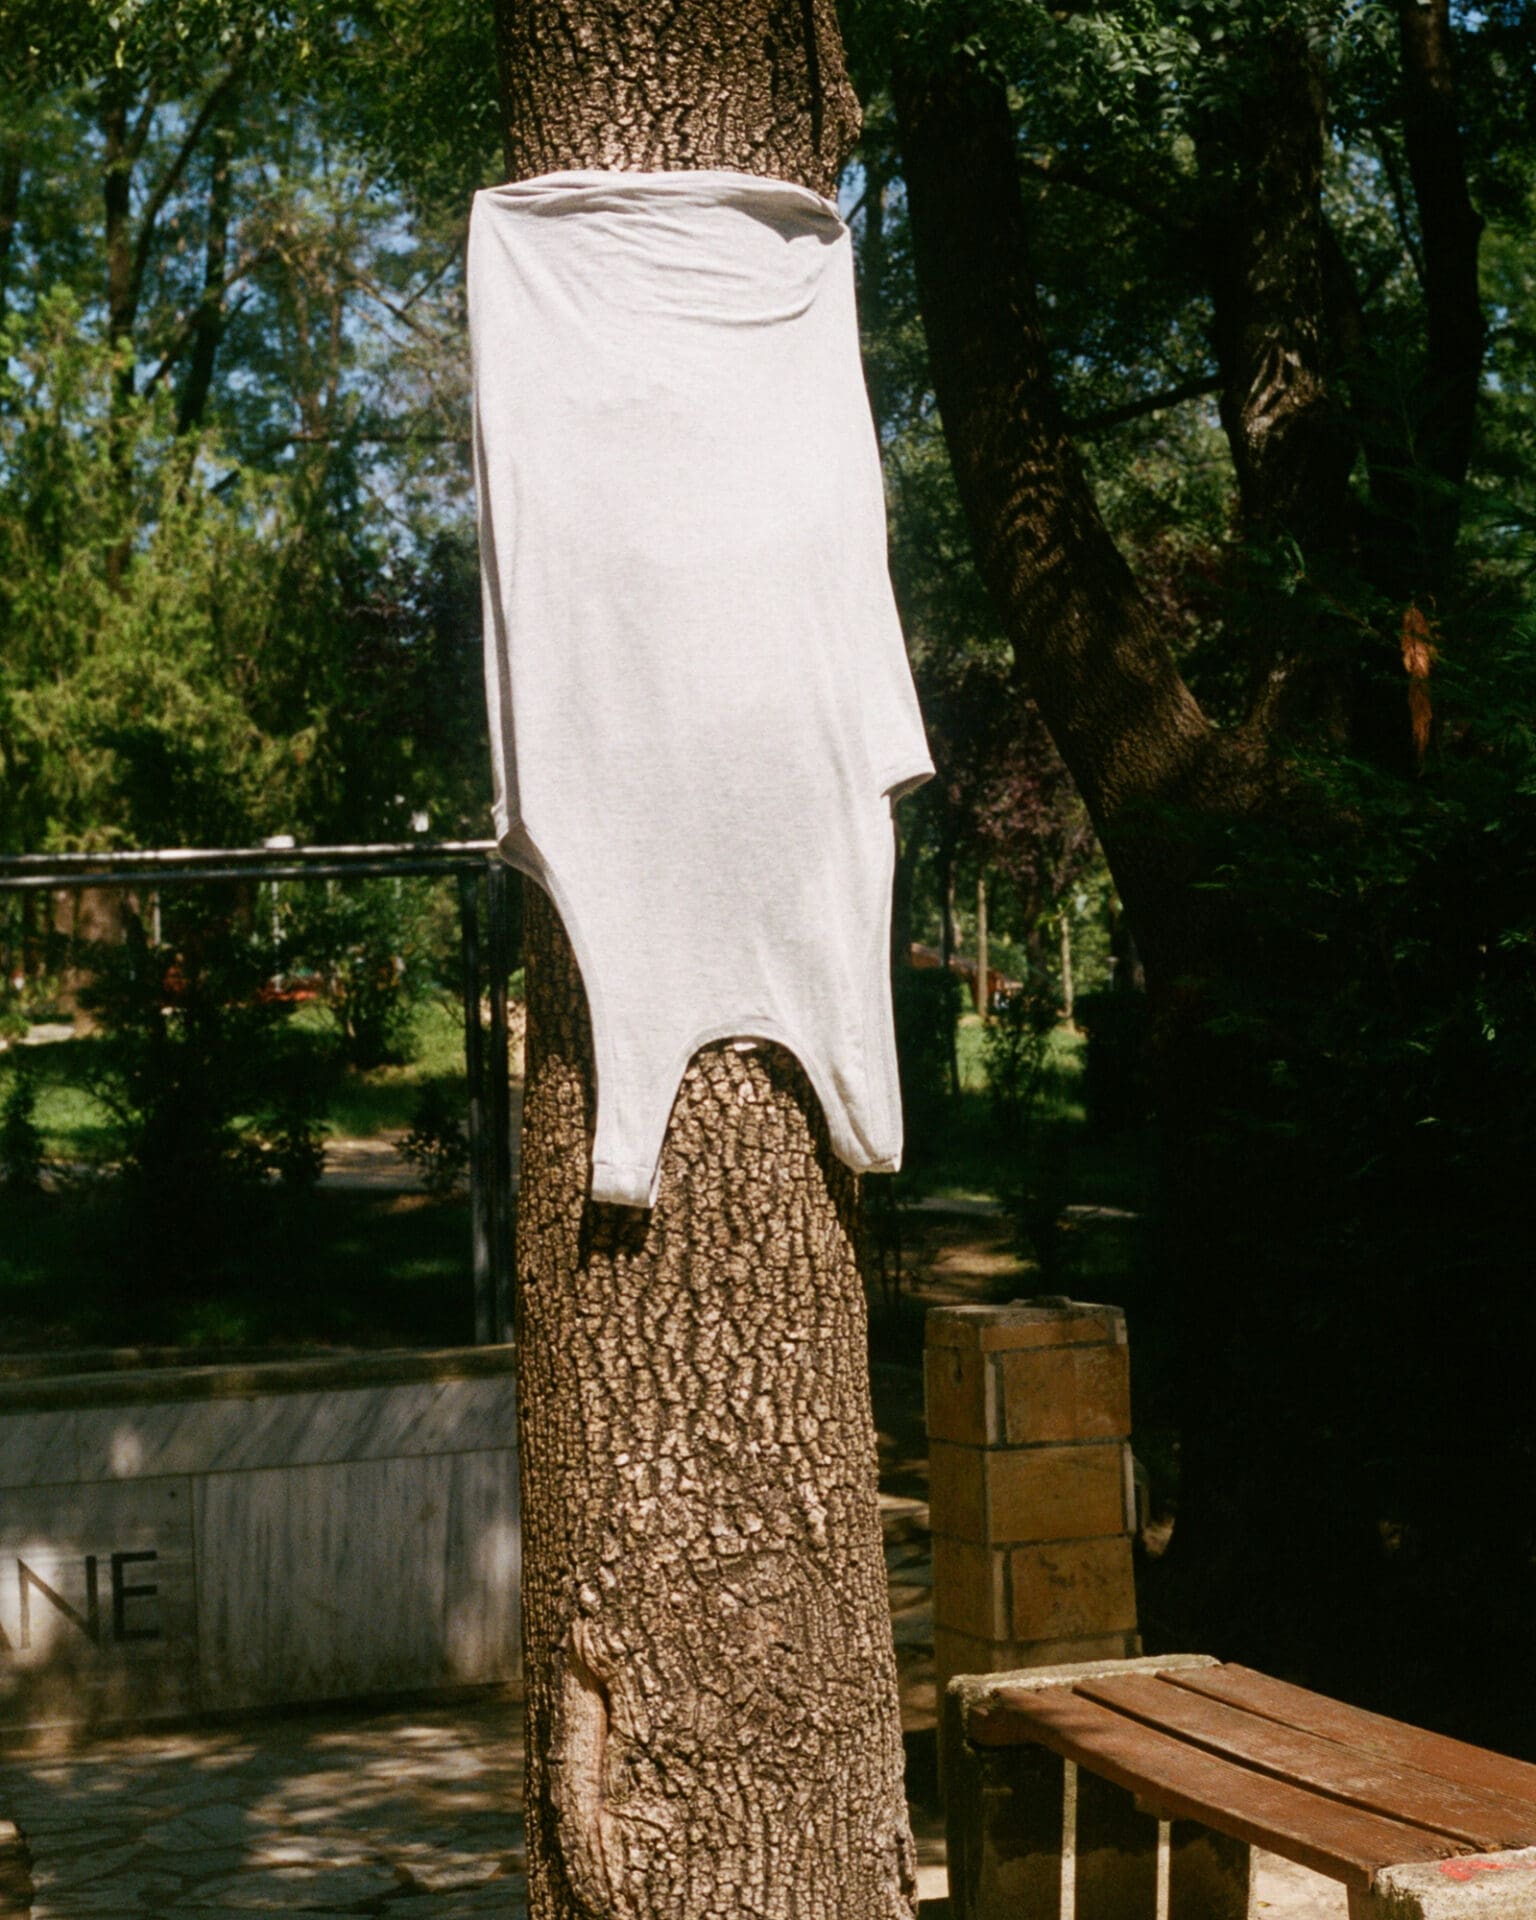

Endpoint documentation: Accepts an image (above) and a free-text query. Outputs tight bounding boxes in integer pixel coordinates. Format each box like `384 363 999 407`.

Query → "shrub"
78 898 333 1289
892 964 963 1164
286 878 444 1068
0 1056 45 1192
982 983 1057 1137
1072 987 1153 1133
398 1079 471 1196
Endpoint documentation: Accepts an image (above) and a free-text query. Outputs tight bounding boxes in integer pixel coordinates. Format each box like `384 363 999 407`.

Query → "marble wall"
0 1350 520 1729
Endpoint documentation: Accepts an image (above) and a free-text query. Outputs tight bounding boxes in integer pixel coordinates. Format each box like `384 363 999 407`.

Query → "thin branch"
139 262 261 393
129 62 244 312
1371 128 1427 289
1020 149 1194 237
1063 372 1222 438
125 79 162 164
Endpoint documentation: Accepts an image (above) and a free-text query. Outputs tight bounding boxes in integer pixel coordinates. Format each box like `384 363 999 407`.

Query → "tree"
875 0 1536 1718
490 5 918 1917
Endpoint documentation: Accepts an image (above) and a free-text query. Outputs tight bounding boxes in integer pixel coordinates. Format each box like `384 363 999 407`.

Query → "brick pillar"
927 1297 1140 1702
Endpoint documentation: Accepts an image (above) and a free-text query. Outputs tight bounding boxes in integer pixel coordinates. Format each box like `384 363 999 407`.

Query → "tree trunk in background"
974 872 987 1018
891 54 1275 986
491 8 917 1916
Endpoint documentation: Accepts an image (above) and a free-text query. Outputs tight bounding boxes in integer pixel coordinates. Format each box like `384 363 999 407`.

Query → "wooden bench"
945 1655 1536 1918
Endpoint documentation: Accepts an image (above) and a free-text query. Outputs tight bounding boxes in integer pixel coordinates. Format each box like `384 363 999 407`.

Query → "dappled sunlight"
0 1693 527 1914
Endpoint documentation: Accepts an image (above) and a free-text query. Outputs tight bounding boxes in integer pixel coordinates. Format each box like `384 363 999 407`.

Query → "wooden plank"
1077 1673 1536 1853
969 1686 1464 1889
1167 1666 1536 1811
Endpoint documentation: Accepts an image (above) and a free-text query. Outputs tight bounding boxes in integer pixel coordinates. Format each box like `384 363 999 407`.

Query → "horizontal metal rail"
0 840 500 891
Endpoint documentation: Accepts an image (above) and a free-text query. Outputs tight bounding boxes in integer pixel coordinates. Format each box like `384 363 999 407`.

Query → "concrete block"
1358 1848 1536 1917
932 1535 1009 1640
944 1682 1067 1920
998 1344 1131 1446
0 1819 31 1918
929 1441 987 1541
1011 1537 1138 1643
926 1347 994 1447
934 1626 1143 1703
987 1442 1125 1544
1076 1763 1158 1917
74 1374 519 1482
1169 1821 1249 1920
928 1300 1127 1354
0 1346 522 1729
0 1477 199 1730
194 1448 520 1712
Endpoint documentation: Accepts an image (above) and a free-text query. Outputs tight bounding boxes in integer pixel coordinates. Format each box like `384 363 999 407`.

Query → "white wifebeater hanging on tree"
468 169 933 1208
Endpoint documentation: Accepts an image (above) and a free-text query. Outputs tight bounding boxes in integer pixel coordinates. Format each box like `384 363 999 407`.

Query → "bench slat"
970 1686 1463 1890
1166 1665 1536 1811
1075 1673 1536 1853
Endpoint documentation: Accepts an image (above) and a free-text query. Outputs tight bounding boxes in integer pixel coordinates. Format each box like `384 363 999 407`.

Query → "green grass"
308 996 470 1137
908 1018 1153 1219
2 994 474 1166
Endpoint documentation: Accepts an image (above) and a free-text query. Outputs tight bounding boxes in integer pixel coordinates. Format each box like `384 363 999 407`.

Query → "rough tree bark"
492 7 919 1917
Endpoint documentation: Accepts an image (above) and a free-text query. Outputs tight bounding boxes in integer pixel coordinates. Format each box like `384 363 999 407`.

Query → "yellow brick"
925 1345 993 1445
986 1443 1125 1544
929 1441 987 1542
999 1344 1131 1445
1010 1537 1138 1643
931 1534 1009 1640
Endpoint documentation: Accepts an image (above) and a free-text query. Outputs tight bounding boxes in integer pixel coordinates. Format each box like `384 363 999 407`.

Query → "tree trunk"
176 97 237 435
492 9 917 1917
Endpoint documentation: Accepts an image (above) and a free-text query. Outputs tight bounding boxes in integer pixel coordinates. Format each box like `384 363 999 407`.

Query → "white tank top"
468 170 933 1207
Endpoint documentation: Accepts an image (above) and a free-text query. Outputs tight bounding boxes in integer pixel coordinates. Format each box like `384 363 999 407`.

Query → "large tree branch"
176 98 238 434
1396 0 1485 542
1192 24 1356 546
891 52 1224 852
0 124 21 323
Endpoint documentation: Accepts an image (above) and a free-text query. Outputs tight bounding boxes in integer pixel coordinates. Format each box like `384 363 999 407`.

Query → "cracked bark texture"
492 9 915 1917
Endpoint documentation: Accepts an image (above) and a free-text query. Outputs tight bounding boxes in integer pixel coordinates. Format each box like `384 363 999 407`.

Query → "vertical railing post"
486 859 515 1344
459 868 494 1346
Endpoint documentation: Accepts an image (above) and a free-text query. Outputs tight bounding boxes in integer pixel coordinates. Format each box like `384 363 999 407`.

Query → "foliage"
0 1053 45 1191
397 1076 470 1195
984 986 1076 1290
1073 989 1155 1135
284 876 447 1068
0 18 490 862
1143 608 1536 1732
78 897 334 1289
982 983 1058 1136
891 963 964 1161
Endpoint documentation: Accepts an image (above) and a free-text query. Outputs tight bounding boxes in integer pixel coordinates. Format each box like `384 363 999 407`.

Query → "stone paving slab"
0 1691 528 1918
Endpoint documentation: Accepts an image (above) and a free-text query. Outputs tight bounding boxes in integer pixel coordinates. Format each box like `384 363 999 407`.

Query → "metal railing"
0 841 519 1345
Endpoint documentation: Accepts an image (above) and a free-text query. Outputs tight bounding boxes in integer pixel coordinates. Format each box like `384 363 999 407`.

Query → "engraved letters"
0 1549 161 1654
